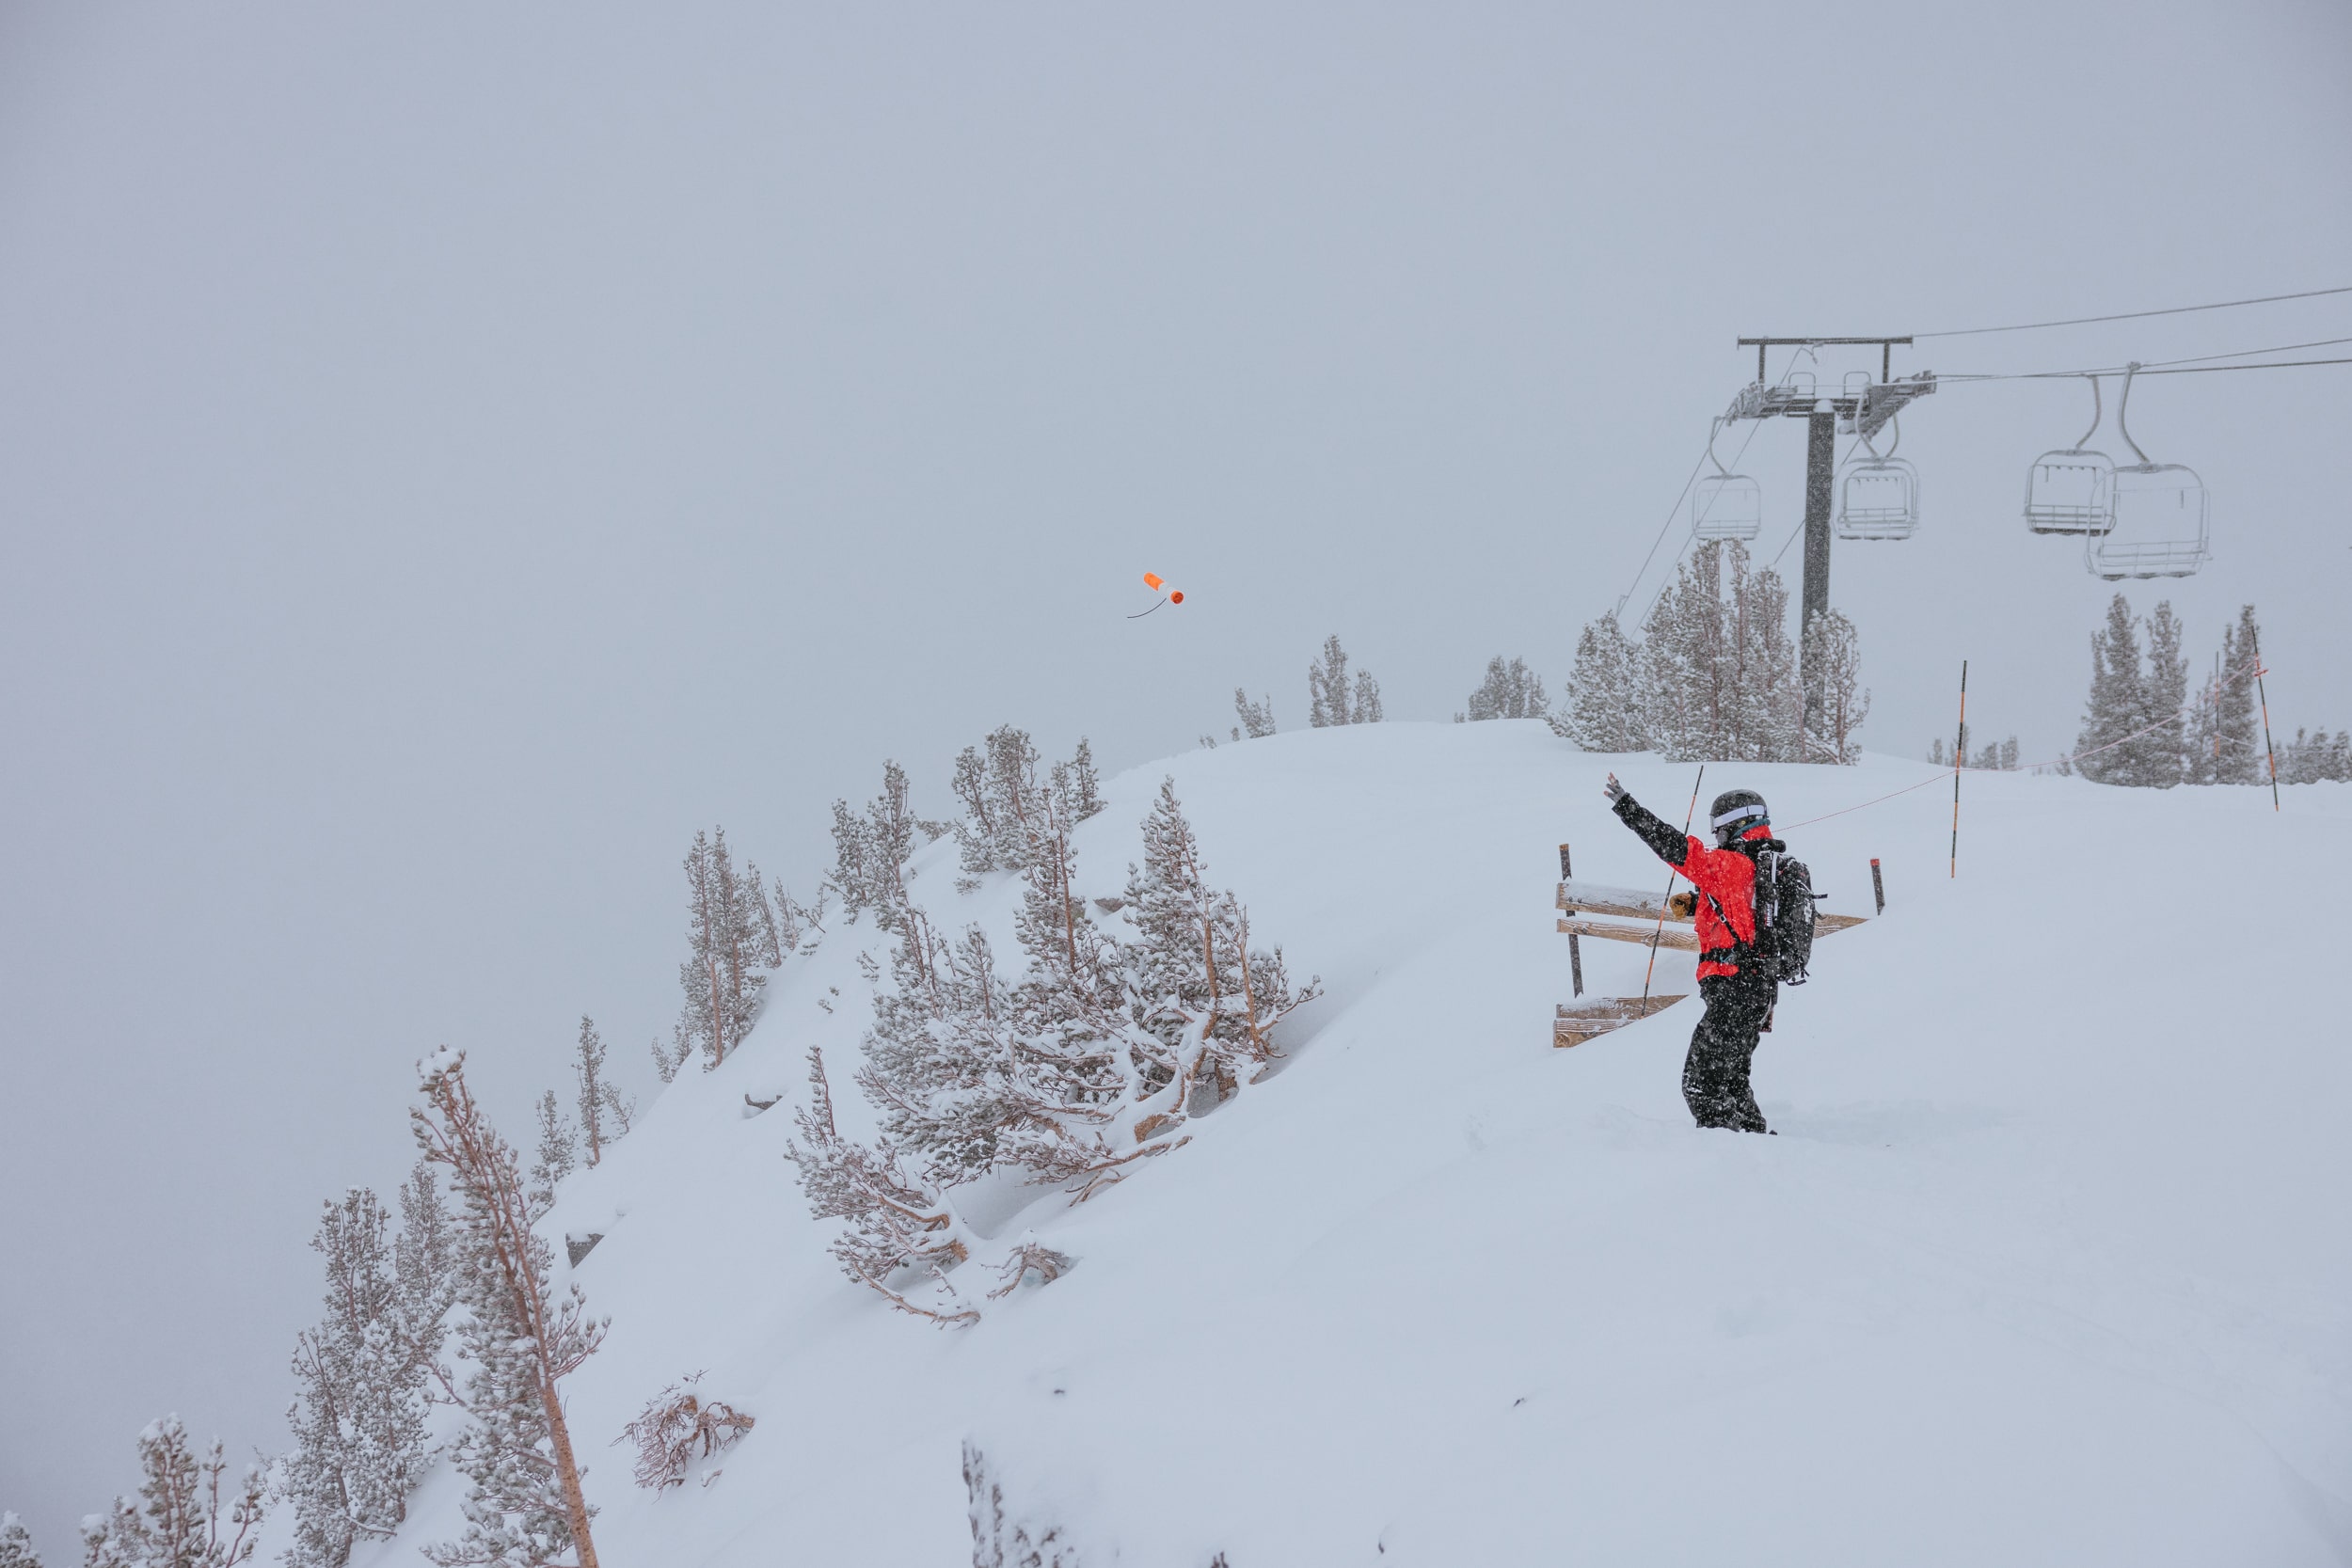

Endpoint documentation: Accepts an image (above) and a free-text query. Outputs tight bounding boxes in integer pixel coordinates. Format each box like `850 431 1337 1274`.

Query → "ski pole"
1559 843 1583 998
1642 765 1704 1006
1949 659 1967 879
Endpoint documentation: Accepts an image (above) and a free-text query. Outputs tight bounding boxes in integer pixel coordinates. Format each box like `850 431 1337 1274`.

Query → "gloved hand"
1603 772 1628 807
1667 890 1698 920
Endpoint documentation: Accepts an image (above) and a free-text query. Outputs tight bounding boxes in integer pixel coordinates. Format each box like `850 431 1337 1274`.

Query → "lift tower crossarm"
1738 336 1915 381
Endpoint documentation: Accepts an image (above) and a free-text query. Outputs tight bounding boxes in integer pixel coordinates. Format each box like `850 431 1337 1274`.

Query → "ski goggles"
1710 802 1769 833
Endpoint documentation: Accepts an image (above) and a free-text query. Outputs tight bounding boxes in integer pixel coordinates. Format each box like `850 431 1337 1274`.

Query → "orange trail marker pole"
2253 627 2280 811
1950 659 1967 879
1642 765 1703 1006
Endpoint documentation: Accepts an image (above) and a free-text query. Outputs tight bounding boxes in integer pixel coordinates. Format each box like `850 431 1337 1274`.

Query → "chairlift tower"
1724 337 1937 732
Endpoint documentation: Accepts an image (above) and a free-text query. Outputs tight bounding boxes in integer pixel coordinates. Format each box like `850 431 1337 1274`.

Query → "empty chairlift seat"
1692 419 1762 542
1835 454 1920 539
1833 409 1919 540
2025 449 2117 533
2088 463 2209 578
2024 377 2118 534
1692 472 1762 541
2083 364 2210 579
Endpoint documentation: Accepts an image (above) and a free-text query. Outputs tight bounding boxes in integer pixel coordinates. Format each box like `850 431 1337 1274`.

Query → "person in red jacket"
1604 773 1780 1133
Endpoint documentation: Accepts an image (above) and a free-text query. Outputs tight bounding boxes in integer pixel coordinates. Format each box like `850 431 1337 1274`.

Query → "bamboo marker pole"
1642 766 1705 1006
1949 660 1967 879
2252 627 2280 811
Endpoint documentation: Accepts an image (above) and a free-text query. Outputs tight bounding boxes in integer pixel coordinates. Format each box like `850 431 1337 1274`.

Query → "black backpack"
1754 848 1820 985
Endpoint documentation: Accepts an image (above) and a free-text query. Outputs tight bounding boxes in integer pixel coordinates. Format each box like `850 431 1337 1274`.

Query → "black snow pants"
1684 971 1776 1132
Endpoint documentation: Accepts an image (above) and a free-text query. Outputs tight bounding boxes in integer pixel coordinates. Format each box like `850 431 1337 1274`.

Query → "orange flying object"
1131 572 1184 617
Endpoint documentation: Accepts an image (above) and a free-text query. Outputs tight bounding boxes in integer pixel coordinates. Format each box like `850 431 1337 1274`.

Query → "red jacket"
1613 794 1771 981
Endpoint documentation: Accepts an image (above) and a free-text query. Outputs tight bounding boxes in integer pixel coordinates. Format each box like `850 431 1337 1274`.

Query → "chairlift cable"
1939 355 2352 384
2137 334 2352 368
1915 284 2352 340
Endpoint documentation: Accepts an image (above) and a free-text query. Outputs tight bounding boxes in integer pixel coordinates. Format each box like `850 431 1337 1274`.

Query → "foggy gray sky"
4 1 2348 1548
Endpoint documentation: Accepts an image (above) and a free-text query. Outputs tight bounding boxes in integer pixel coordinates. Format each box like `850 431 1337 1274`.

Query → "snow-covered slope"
369 721 2352 1566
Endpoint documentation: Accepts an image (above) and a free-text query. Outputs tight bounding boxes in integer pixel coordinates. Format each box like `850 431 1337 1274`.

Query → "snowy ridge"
354 721 2350 1566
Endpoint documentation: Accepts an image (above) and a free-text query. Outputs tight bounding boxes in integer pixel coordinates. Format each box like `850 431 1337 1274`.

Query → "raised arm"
1603 772 1691 869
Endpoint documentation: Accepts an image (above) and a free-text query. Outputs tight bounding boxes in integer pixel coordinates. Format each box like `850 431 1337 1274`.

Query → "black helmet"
1708 788 1769 847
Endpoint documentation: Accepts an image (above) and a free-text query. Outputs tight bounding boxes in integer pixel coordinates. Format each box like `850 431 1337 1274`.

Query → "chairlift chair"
2084 364 2210 579
2024 377 2117 534
1834 414 1919 540
1692 419 1762 542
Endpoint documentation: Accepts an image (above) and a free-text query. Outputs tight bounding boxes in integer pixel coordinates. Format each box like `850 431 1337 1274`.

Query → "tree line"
2068 596 2347 787
1213 578 1872 767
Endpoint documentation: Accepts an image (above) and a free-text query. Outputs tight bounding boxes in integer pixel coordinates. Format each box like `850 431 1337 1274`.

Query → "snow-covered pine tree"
798 784 1318 1324
571 1018 632 1169
648 1034 687 1085
673 826 782 1071
412 1052 605 1568
1116 778 1318 1134
280 1189 433 1568
2185 655 2222 784
79 1418 264 1568
527 1093 577 1220
2133 601 2189 788
0 1513 38 1568
1459 657 1550 722
850 778 1255 1214
1636 551 1707 759
2075 594 2148 784
1725 546 1800 762
994 789 1168 1194
770 875 825 953
1557 611 1645 751
392 1159 457 1404
1057 738 1105 822
1233 689 1277 739
1307 636 1350 728
1800 608 1869 765
835 760 946 919
1306 638 1382 726
2279 727 2313 783
786 1045 983 1325
2279 727 2352 783
1049 751 1099 831
951 729 1048 886
856 791 1140 1197
855 904 1021 1186
2216 605 2264 784
1964 736 2020 770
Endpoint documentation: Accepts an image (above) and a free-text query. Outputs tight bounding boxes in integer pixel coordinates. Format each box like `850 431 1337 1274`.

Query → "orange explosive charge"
1131 573 1184 618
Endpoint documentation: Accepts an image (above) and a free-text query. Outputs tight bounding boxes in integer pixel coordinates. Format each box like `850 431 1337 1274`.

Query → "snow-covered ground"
360 721 2352 1566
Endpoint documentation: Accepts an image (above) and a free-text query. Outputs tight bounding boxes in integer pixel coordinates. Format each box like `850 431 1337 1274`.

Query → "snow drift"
359 720 2352 1566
